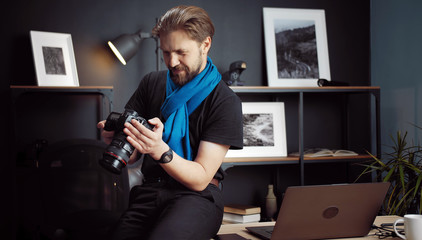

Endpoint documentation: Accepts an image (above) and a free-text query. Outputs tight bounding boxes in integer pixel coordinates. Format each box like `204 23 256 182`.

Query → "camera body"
99 109 153 174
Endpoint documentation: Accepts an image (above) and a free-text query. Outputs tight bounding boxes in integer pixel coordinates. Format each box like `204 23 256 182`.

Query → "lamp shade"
108 30 148 65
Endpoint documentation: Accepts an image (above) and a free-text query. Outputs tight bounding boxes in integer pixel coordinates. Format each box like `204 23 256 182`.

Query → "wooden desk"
216 215 401 240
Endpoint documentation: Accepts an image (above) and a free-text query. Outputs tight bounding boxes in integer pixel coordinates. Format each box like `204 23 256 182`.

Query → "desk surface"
216 215 401 240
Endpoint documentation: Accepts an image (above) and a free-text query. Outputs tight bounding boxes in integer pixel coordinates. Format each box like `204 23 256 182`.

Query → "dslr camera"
99 109 153 174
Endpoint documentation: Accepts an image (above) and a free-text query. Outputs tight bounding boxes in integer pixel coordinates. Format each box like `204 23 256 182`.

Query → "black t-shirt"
125 71 243 180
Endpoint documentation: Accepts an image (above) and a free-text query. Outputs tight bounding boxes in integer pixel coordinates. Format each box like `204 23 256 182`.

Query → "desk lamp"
108 29 160 71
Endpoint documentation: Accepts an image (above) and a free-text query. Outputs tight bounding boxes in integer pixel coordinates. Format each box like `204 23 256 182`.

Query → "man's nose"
168 54 180 68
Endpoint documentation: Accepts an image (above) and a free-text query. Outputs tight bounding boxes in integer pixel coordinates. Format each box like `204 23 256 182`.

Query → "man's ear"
201 36 212 55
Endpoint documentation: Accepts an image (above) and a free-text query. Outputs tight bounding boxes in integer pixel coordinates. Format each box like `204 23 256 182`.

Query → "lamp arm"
138 32 152 39
154 36 160 71
136 31 160 71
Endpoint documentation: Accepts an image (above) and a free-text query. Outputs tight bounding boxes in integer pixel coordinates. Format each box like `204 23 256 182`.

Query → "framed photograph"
263 8 330 87
226 102 287 158
30 30 79 86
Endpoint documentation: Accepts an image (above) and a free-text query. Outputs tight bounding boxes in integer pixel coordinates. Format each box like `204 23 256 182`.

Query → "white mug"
393 214 422 240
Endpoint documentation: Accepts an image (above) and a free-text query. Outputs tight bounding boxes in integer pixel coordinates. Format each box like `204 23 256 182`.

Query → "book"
290 148 358 158
213 233 249 240
223 212 261 223
224 204 261 215
217 233 249 240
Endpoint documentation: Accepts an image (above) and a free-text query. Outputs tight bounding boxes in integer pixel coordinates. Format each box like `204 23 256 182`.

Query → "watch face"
163 154 172 163
160 150 173 163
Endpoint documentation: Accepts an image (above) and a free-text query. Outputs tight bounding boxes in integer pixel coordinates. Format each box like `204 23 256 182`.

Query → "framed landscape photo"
263 8 330 87
225 102 287 158
30 30 79 86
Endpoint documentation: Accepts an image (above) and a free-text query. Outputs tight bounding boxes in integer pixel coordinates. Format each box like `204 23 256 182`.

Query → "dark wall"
3 0 370 108
1 0 370 238
371 0 422 153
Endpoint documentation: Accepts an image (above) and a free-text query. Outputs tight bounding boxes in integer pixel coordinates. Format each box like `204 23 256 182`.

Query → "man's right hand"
97 120 115 145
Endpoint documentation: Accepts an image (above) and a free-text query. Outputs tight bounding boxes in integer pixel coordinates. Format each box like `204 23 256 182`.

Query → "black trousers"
109 178 224 240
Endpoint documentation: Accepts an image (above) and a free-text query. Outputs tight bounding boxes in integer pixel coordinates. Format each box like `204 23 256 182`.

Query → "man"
97 5 243 240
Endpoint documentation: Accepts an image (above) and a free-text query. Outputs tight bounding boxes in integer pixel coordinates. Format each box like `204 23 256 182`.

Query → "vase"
265 184 277 220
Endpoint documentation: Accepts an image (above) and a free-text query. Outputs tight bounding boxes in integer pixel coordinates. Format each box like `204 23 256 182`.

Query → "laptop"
246 182 390 240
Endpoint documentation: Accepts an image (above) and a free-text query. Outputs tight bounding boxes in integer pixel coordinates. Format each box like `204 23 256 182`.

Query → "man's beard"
169 54 204 86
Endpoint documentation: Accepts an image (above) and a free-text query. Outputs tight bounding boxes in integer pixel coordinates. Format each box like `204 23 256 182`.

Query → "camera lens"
99 150 126 174
99 109 152 174
99 131 134 174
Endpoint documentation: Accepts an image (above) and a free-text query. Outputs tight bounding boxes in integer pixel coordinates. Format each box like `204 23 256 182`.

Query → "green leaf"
399 165 405 194
384 166 396 182
392 189 413 215
367 151 387 168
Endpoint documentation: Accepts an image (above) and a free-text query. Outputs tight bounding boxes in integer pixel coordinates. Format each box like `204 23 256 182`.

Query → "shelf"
10 85 113 98
230 86 380 95
224 154 372 163
226 86 380 185
10 85 114 116
10 85 113 89
224 156 298 163
222 155 373 171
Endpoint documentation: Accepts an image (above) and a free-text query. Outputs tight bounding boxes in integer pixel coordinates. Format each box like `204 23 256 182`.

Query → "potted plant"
356 131 422 216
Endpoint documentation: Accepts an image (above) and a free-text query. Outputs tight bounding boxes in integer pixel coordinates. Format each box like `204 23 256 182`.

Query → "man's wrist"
158 148 173 164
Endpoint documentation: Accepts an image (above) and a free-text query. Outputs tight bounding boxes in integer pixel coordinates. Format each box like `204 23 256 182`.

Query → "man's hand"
97 120 114 145
123 117 169 161
97 119 141 165
123 118 229 191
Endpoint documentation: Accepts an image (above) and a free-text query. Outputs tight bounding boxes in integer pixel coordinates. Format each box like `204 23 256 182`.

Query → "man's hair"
152 5 215 43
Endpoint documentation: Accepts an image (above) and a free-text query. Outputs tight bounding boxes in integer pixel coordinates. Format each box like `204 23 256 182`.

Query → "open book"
290 148 358 158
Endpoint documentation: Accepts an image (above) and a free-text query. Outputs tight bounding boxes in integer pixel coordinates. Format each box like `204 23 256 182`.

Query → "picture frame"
225 102 287 158
30 30 79 86
263 8 330 87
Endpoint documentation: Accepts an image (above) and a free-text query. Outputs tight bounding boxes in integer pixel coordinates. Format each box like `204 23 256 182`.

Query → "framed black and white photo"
30 30 79 86
263 8 330 87
225 102 287 158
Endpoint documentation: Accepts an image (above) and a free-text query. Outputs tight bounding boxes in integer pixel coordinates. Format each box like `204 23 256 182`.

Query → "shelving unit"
223 86 380 185
10 85 380 186
10 85 113 119
10 85 114 153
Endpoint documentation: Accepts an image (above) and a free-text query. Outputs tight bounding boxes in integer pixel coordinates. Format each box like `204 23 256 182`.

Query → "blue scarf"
161 57 221 160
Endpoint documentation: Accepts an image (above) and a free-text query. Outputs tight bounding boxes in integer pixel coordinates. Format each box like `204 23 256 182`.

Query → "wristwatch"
158 148 173 164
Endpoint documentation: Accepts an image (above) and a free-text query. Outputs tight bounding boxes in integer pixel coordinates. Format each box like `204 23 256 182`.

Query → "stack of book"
223 204 261 223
